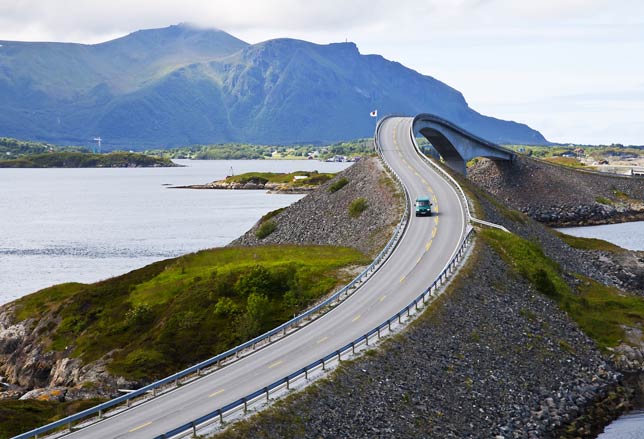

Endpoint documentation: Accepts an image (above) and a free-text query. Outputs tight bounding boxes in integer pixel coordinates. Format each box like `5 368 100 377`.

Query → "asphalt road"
65 116 467 438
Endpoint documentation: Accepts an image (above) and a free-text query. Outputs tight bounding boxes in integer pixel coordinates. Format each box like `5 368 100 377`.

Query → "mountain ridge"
0 24 548 149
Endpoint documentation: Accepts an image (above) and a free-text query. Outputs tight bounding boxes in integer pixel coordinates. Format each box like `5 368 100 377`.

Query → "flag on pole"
369 109 378 117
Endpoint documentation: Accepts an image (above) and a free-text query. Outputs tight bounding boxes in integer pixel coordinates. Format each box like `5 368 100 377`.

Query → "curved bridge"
413 113 515 174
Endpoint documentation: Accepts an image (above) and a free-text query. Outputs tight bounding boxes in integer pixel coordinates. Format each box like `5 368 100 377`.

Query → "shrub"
255 220 277 239
328 177 349 193
348 197 368 218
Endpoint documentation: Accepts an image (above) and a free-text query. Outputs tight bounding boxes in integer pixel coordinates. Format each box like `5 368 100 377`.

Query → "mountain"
0 24 548 149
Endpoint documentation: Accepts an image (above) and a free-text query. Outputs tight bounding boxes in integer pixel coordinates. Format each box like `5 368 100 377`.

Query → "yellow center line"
435 205 439 213
432 228 437 238
209 388 225 398
400 275 406 283
268 360 283 369
432 195 437 203
434 216 439 225
129 422 152 433
421 179 428 185
416 256 422 264
352 314 362 322
379 295 387 302
425 240 433 251
316 336 329 344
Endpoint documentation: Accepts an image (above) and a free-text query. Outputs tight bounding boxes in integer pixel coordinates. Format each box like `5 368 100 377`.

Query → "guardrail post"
337 351 341 363
365 334 369 346
322 359 326 371
305 368 309 380
219 410 223 424
196 368 201 376
192 422 197 436
243 398 248 414
377 327 381 339
127 397 132 408
98 409 103 419
388 320 392 331
351 342 355 355
174 377 179 387
286 377 290 390
152 387 157 397
68 422 72 432
265 387 269 401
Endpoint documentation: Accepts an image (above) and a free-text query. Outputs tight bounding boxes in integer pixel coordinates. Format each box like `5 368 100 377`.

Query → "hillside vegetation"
13 245 368 380
0 151 175 168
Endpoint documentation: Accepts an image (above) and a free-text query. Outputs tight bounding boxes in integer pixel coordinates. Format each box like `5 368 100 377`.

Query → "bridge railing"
12 132 411 439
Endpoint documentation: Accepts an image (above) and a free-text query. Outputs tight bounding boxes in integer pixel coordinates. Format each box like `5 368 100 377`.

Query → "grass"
348 198 368 218
554 231 624 253
482 229 644 350
224 171 334 186
595 196 614 205
0 398 105 439
255 220 277 239
328 177 349 193
13 245 369 380
543 156 586 168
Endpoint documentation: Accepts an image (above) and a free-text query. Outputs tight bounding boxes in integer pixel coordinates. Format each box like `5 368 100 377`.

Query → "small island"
0 151 176 168
173 171 336 193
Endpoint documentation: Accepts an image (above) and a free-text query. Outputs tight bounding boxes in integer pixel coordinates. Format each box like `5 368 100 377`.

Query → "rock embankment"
469 156 644 226
216 167 644 439
231 157 403 257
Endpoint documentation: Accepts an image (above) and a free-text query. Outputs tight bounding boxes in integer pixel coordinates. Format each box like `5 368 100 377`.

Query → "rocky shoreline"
171 180 317 193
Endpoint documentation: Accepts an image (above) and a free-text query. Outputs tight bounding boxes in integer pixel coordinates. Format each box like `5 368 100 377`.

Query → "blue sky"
1 0 642 145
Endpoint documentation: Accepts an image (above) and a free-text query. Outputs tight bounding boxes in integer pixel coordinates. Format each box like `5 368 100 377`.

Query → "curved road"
63 116 467 438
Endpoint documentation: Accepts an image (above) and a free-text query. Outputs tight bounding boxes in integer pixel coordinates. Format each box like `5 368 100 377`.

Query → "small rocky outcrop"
468 156 644 226
231 157 403 257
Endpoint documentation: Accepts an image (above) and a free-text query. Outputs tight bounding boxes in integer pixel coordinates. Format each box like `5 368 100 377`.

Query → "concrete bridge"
413 113 515 174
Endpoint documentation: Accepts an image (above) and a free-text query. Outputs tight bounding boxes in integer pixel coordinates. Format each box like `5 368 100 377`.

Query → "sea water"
0 159 349 304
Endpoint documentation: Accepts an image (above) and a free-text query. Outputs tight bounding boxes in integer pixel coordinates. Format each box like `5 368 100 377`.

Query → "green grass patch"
482 229 644 350
595 196 614 205
348 198 368 218
13 245 368 380
543 156 586 168
224 171 334 186
328 177 349 193
255 220 277 239
258 207 286 223
554 231 624 253
0 398 105 439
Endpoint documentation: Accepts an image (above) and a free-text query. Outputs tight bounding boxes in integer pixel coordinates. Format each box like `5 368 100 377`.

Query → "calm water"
597 410 644 438
558 221 644 251
0 159 349 304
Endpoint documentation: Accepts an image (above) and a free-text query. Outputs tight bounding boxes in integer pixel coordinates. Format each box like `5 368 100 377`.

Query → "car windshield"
417 200 430 206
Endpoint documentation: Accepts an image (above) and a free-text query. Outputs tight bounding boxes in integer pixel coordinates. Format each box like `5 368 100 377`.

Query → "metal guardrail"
151 232 474 439
12 140 411 439
145 115 475 439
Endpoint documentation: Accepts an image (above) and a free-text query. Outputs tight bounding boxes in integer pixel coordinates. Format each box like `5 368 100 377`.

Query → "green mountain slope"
0 24 547 148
